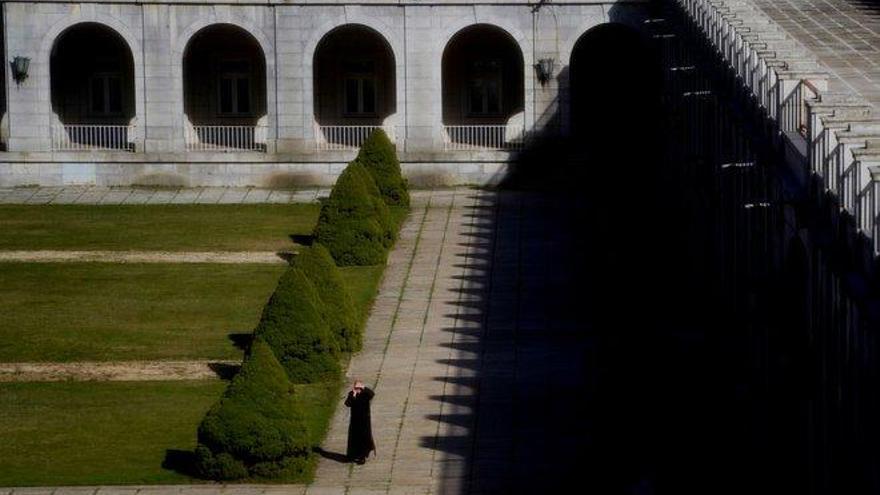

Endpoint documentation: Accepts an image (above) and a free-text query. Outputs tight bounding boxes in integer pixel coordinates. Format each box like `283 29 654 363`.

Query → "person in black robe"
345 380 376 464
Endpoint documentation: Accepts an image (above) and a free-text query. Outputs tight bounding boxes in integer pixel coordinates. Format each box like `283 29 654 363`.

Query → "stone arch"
561 19 612 69
38 15 145 148
175 19 276 148
303 16 405 142
436 20 530 65
434 20 532 144
304 17 403 69
440 23 527 148
180 23 270 150
312 24 398 148
174 19 273 69
568 22 657 137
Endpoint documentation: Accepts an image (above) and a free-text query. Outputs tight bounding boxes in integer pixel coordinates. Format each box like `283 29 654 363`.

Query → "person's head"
353 380 364 391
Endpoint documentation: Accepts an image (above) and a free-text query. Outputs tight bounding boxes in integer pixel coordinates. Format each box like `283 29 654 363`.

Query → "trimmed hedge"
313 161 391 266
193 134 411 480
357 129 410 207
349 159 396 247
253 267 340 383
195 338 309 480
294 244 362 352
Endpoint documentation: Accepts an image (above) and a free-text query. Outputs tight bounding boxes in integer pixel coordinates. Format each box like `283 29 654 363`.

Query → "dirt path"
0 360 239 382
0 250 290 264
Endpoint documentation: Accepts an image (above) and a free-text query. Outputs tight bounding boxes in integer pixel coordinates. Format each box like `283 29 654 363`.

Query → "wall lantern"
535 58 555 85
11 56 30 84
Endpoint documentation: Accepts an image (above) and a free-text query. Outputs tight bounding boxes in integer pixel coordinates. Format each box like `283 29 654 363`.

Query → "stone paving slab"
752 0 880 109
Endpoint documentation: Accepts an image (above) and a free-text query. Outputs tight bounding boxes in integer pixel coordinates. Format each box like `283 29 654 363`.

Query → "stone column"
403 5 438 154
142 4 179 152
5 3 57 152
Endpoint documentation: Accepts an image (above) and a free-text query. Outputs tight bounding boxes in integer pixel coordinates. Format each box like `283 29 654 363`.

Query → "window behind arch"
218 59 252 116
467 59 502 116
343 60 377 116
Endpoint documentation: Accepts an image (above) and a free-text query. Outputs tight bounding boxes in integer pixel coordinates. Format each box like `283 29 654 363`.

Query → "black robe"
345 387 376 460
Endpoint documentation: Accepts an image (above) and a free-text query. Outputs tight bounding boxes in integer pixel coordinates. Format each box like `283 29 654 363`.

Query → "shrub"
253 267 341 382
349 160 396 247
357 129 410 207
248 454 309 479
294 244 362 352
313 162 391 265
196 338 309 479
194 445 247 481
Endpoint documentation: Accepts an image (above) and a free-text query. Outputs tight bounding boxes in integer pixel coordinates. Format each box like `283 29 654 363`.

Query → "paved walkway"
753 0 880 108
0 251 288 264
0 187 330 205
307 189 586 494
2 188 589 494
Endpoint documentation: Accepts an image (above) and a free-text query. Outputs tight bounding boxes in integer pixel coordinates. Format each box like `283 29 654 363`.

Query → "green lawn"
0 380 226 486
0 204 319 252
0 263 389 486
0 263 286 362
0 202 404 486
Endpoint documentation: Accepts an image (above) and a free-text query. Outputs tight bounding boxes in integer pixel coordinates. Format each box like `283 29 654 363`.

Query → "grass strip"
0 262 286 362
0 380 225 486
0 204 319 252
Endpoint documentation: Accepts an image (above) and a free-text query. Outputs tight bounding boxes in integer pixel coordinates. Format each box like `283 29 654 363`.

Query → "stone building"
0 0 651 187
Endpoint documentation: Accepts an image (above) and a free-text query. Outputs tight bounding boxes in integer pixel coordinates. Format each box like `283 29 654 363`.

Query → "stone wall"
0 0 650 185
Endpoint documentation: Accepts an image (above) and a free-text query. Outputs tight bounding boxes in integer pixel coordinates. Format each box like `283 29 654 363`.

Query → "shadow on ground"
414 12 847 495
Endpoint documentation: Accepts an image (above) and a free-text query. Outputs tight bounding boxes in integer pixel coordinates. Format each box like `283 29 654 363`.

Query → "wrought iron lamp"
11 56 29 84
535 58 554 85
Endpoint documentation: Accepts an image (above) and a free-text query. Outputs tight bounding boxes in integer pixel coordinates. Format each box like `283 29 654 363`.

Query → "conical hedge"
294 244 361 352
349 159 396 246
356 129 410 207
195 338 309 479
313 161 391 265
253 267 340 382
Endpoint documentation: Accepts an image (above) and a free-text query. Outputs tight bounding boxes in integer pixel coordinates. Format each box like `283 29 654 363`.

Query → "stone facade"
0 0 650 186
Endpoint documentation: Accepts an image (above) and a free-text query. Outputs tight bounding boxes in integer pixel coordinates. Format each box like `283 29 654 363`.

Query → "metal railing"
185 125 266 152
674 0 880 256
52 124 135 152
841 160 861 214
858 180 880 254
780 80 818 139
314 125 395 151
443 125 525 151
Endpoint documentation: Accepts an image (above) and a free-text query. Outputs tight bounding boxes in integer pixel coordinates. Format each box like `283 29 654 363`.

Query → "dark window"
345 79 360 114
218 60 253 115
362 78 376 114
219 78 234 114
343 60 378 116
89 74 123 115
236 78 251 113
466 59 503 116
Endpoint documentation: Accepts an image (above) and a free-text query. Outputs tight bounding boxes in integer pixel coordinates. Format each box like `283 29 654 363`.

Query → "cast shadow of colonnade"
414 10 773 494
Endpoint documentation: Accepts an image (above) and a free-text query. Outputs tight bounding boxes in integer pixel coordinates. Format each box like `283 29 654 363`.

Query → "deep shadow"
313 446 351 464
275 250 296 263
419 6 880 494
162 449 199 477
208 362 241 380
290 234 314 246
227 332 253 351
